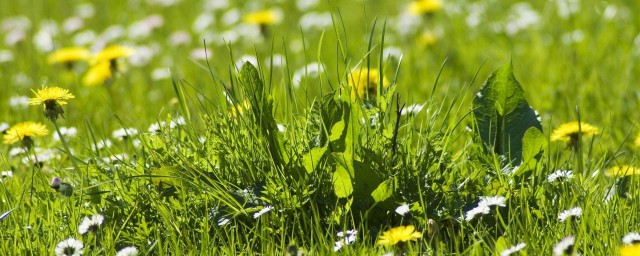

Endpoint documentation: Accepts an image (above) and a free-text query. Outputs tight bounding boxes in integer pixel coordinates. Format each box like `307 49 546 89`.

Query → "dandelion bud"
427 219 439 236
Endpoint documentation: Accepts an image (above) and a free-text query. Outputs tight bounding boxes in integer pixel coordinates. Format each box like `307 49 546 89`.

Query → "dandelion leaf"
303 146 327 173
370 178 394 203
521 127 546 171
473 62 542 165
333 165 353 198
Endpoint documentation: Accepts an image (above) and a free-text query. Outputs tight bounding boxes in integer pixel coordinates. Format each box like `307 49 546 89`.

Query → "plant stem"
52 119 80 172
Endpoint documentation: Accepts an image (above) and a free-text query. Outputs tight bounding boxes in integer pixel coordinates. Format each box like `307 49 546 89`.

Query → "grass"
1 0 640 255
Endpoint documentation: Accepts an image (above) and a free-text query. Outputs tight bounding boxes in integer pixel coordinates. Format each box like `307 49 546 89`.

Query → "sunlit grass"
1 0 640 255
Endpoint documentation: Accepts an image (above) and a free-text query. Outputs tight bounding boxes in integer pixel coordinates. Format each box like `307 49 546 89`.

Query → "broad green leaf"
473 62 542 164
328 120 345 141
240 62 264 100
370 179 394 202
303 146 327 173
333 165 353 198
521 127 546 170
333 152 355 177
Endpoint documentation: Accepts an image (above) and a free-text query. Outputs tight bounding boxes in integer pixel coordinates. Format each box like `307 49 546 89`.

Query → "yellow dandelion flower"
377 225 422 246
550 121 599 149
91 45 134 65
348 68 390 100
551 122 599 141
230 100 251 118
244 9 282 25
82 61 113 87
620 244 640 256
47 47 91 65
418 31 438 47
408 0 443 15
29 86 75 106
3 121 49 147
605 165 640 177
29 86 75 121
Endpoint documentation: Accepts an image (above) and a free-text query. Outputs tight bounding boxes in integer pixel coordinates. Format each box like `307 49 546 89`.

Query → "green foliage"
1 0 639 255
473 63 542 165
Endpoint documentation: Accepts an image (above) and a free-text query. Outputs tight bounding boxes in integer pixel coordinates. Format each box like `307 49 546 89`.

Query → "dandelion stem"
52 119 80 172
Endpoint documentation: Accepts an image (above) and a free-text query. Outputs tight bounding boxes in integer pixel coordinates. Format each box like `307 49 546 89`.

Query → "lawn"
1 0 640 255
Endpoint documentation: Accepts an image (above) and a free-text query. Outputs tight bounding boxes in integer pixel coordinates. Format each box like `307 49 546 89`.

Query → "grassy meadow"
2 0 640 255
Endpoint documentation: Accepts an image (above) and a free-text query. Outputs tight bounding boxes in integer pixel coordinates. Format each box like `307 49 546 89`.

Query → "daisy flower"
29 86 75 121
334 229 357 251
53 127 78 141
54 238 84 256
112 127 138 140
500 242 526 256
115 246 138 256
217 218 230 226
253 205 273 219
465 204 490 221
377 225 422 246
558 207 582 222
78 214 104 235
553 236 576 256
465 196 506 221
623 232 640 245
479 196 507 207
395 204 411 216
547 170 574 183
0 122 9 133
3 121 49 147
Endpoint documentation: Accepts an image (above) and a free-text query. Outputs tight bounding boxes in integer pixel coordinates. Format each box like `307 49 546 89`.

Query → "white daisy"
500 242 526 256
558 207 582 222
548 170 574 183
1 170 13 179
96 139 112 149
553 236 576 256
333 240 344 252
115 246 138 256
334 230 357 252
217 218 230 226
623 232 640 245
479 196 507 207
53 127 78 141
54 238 84 256
148 121 165 133
253 205 273 219
465 204 490 221
8 96 29 108
395 204 411 216
112 128 138 140
0 122 9 132
401 103 426 115
78 214 104 235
